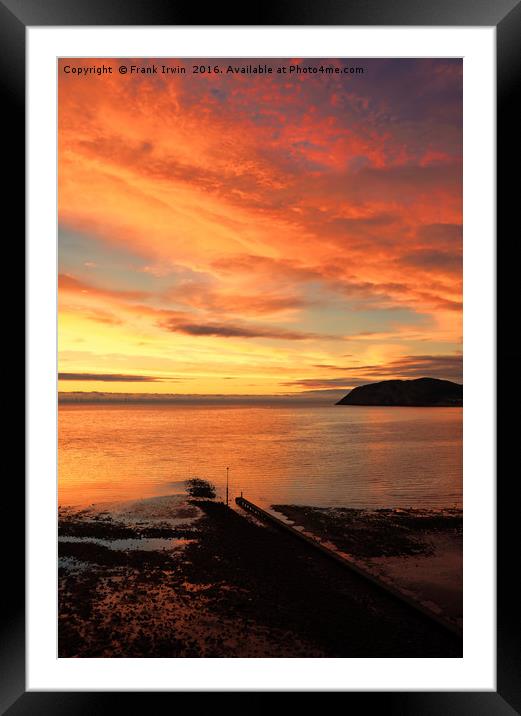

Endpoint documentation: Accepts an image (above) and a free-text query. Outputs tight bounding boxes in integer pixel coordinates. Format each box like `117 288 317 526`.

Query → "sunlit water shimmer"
58 404 462 509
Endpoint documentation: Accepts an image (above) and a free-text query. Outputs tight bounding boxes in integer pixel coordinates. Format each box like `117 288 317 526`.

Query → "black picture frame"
7 0 517 711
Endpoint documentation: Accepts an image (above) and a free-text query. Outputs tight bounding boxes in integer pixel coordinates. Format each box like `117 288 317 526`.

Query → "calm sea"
58 404 462 509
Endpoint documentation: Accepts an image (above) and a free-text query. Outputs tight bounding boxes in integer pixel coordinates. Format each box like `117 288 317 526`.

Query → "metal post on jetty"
226 466 229 507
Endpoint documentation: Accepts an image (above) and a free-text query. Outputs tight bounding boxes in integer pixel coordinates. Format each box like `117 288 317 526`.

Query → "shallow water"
58 536 191 551
59 404 462 509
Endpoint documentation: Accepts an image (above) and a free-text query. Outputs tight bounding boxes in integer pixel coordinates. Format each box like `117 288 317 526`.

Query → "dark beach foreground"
271 504 462 630
59 495 462 658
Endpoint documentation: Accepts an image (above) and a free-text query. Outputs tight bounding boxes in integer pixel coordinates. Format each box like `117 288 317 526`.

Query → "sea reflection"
58 404 462 508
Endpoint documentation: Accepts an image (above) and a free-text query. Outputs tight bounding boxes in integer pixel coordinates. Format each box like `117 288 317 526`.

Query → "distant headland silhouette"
336 377 463 407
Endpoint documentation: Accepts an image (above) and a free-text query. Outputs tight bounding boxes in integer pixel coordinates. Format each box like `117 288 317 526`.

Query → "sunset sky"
58 58 462 398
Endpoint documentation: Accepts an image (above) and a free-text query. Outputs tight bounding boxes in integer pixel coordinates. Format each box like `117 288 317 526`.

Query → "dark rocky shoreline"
59 495 462 658
271 505 462 558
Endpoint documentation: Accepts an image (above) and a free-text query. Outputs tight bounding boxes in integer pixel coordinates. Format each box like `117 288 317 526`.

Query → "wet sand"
59 495 462 658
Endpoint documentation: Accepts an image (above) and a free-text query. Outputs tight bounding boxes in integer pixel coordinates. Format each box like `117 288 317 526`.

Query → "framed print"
6 0 517 710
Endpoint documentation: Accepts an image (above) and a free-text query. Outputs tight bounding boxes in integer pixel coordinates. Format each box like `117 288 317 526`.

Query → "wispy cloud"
282 377 369 389
160 317 331 341
283 353 462 390
58 373 167 382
